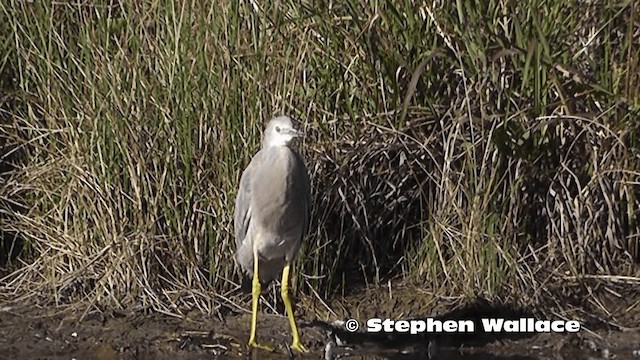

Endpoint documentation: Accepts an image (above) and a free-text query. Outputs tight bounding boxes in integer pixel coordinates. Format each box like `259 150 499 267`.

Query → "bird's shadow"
304 298 542 359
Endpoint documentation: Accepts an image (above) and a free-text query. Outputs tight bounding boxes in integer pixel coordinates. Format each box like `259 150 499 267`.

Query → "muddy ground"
1 283 639 360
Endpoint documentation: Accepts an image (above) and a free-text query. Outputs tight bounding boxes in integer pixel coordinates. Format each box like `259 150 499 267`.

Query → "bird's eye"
275 126 281 132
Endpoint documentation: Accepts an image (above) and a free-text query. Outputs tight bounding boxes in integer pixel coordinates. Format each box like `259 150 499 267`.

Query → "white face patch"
266 132 295 147
262 116 302 148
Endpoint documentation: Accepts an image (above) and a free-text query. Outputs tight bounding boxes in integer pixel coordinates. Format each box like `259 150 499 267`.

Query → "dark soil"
1 283 639 359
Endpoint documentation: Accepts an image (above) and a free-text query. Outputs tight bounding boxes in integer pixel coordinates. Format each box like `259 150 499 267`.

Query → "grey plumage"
234 116 311 285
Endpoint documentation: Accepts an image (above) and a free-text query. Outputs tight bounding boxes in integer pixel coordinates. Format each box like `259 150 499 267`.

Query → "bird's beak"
287 128 305 138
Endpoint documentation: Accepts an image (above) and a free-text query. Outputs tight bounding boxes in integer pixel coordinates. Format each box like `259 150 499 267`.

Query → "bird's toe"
291 341 309 353
248 340 274 352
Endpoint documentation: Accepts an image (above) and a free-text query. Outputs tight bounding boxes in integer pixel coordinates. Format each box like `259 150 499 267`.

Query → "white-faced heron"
234 115 311 352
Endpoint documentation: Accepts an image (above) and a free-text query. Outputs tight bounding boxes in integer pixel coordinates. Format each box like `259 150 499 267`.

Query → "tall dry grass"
1 0 639 319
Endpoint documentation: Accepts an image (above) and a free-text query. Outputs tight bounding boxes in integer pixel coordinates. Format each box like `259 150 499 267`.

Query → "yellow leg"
281 262 308 353
248 254 273 351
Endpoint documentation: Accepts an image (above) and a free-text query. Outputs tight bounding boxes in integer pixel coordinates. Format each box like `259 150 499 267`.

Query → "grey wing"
234 155 258 249
294 151 312 257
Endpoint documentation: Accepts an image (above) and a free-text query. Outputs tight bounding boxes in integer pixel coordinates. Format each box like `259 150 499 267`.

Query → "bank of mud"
1 281 638 359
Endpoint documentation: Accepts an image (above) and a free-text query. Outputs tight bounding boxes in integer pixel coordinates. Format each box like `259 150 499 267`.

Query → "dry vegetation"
1 0 639 324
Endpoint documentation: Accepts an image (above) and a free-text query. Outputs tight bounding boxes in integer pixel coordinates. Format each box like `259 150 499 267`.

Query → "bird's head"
262 115 304 148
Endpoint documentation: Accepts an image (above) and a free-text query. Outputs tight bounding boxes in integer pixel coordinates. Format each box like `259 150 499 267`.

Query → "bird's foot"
248 339 274 352
290 341 309 353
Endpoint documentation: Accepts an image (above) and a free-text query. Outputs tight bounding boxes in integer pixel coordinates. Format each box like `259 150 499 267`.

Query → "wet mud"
1 283 638 359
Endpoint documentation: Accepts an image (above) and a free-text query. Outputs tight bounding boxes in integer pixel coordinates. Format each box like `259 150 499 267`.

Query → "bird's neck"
263 141 292 149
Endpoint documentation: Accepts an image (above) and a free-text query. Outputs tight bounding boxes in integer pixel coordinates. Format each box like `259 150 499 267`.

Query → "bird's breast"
250 147 307 235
